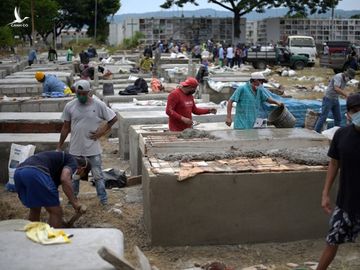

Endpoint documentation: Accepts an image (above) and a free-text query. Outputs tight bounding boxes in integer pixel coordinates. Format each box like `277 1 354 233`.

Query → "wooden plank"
97 246 135 270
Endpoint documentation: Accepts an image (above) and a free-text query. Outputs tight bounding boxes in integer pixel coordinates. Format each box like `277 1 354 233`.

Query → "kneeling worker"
35 71 71 95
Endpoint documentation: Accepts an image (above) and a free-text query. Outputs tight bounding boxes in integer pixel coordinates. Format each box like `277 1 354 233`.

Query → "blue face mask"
351 111 360 127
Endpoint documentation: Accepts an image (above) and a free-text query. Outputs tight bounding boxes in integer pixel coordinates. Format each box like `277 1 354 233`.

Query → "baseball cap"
180 77 199 88
73 80 91 92
346 92 360 111
344 68 356 79
250 72 268 82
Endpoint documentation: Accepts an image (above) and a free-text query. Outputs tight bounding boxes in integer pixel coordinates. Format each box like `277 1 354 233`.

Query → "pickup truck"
247 47 309 70
319 43 360 73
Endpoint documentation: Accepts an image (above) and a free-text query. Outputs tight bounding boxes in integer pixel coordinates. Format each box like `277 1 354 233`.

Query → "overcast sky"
116 0 360 14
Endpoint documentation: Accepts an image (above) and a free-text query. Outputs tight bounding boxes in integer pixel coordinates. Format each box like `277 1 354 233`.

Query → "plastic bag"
6 143 36 191
102 168 127 189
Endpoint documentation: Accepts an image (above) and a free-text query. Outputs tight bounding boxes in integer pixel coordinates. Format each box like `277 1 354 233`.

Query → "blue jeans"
73 154 107 205
314 96 341 133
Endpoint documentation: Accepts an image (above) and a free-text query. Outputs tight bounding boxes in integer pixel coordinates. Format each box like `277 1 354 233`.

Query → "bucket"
268 105 296 128
103 83 114 96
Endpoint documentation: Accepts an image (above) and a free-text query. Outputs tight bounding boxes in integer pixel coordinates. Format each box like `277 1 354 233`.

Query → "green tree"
34 0 60 44
0 26 15 48
56 0 121 42
160 0 341 43
350 14 360 19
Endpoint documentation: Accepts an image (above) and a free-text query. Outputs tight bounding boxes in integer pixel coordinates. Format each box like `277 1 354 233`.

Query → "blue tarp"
262 89 347 128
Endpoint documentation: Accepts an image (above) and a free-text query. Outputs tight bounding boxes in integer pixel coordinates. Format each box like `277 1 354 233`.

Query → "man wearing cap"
316 92 360 270
166 77 217 131
35 72 71 95
226 72 283 129
57 80 118 206
314 68 356 133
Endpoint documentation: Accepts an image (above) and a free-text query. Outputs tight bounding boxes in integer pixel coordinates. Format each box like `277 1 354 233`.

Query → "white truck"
285 35 317 66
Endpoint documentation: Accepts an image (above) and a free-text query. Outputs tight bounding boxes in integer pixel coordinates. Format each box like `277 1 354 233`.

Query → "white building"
256 17 360 45
246 20 258 45
109 17 246 46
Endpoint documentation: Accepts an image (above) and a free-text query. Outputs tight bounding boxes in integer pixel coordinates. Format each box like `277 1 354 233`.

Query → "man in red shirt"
166 77 217 131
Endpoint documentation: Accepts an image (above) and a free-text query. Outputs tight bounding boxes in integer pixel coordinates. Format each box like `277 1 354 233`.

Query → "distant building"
109 17 246 46
246 20 258 45
256 17 360 45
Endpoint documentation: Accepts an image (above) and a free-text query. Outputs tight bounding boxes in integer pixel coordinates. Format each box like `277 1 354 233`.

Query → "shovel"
63 205 87 228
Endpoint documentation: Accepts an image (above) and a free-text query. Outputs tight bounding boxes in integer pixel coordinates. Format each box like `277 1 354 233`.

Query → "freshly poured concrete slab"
129 122 230 175
103 93 169 105
0 228 124 270
0 112 62 133
0 97 74 112
117 109 231 160
141 128 329 157
0 133 69 183
142 156 333 246
111 101 216 112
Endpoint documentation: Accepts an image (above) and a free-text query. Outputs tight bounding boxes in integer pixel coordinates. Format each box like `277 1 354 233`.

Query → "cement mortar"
155 146 329 165
177 128 218 140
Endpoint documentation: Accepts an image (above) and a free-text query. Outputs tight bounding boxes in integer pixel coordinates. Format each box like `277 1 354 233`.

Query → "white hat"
250 72 267 82
73 80 91 92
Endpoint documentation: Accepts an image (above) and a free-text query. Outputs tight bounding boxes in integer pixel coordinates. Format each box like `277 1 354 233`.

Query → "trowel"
63 205 87 228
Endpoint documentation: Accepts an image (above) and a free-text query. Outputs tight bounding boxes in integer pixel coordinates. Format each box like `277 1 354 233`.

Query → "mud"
155 146 329 165
177 128 218 140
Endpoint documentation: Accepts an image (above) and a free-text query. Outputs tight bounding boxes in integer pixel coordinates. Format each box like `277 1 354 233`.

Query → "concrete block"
15 87 27 94
129 122 230 176
142 159 335 246
0 104 20 112
0 227 124 270
117 109 234 160
20 103 40 112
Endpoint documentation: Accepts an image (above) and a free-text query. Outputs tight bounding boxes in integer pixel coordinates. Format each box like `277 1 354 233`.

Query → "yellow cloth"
64 86 72 95
24 222 71 245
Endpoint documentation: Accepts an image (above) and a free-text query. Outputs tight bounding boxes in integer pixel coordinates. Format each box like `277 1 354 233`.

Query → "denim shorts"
326 206 360 245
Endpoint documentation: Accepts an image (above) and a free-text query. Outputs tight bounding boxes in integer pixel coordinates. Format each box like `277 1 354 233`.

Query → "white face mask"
350 111 360 127
72 171 80 180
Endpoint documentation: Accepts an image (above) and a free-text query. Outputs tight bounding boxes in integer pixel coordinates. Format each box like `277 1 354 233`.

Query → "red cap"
180 77 199 88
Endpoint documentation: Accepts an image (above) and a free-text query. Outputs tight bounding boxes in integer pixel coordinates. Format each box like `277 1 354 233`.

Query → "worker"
165 77 217 131
28 48 37 66
47 47 58 62
57 80 118 206
225 72 283 129
316 92 360 270
66 47 74 62
314 68 355 133
87 44 98 58
35 71 71 95
139 53 153 73
14 151 88 228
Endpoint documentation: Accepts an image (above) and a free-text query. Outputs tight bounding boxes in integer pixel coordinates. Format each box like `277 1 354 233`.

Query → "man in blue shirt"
35 71 69 95
28 48 37 66
226 72 283 129
14 151 89 228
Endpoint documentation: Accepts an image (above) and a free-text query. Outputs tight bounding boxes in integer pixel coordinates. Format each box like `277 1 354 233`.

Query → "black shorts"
326 206 360 245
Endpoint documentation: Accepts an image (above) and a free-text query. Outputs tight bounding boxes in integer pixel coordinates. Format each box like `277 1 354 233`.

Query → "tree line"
0 0 120 48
